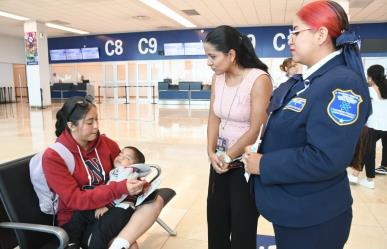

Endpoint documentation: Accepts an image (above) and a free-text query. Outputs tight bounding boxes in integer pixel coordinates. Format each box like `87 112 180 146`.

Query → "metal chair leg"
156 218 177 236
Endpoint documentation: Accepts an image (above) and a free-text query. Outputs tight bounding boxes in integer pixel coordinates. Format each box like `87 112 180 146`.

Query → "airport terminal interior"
1 0 387 249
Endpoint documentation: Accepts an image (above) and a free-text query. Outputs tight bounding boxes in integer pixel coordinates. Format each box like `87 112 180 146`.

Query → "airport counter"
158 81 211 102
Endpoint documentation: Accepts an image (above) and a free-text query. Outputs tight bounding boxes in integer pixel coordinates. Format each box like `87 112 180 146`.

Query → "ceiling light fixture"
45 23 89 35
0 10 29 21
139 0 196 28
132 15 150 20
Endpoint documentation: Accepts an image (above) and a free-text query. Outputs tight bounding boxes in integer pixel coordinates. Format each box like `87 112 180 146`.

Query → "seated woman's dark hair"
55 95 95 137
205 25 268 72
367 65 387 99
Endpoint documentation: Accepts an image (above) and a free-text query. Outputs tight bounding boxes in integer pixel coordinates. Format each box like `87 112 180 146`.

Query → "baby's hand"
95 207 108 219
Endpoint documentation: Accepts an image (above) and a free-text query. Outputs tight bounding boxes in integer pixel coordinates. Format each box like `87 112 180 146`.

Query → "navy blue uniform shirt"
254 53 371 227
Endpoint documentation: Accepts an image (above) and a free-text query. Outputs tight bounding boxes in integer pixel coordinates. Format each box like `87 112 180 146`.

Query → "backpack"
29 142 75 214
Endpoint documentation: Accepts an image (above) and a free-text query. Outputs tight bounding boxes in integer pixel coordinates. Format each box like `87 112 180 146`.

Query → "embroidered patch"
283 97 307 112
327 89 363 126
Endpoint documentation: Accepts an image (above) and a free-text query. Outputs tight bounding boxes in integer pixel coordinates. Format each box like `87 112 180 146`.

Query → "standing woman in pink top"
204 25 272 249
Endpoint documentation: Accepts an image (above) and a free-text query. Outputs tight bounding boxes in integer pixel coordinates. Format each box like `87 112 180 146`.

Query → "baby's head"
114 146 145 168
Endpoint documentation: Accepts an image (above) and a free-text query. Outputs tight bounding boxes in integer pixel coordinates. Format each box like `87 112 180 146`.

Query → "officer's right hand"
208 152 229 174
126 179 145 195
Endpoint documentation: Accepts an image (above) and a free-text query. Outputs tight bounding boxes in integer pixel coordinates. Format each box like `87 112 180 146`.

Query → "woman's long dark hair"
55 95 95 137
367 65 387 99
205 25 268 72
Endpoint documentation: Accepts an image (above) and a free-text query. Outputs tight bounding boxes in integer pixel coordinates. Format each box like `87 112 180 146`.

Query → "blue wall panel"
48 23 387 63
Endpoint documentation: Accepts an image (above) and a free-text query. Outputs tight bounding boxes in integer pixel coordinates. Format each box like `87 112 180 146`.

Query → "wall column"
24 21 51 107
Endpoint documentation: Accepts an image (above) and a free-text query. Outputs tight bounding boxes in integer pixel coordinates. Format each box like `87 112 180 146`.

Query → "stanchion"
39 88 46 109
124 85 129 104
14 87 18 103
98 86 101 104
26 86 29 103
8 87 12 103
0 87 4 104
152 85 156 104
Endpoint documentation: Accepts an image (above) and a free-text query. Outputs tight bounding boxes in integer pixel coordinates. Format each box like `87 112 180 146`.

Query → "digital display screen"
65 48 82 60
184 42 205 55
361 38 387 52
81 47 100 59
49 49 66 61
164 43 184 56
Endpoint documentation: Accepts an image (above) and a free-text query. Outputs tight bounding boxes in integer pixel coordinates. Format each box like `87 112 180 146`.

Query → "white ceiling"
0 0 386 38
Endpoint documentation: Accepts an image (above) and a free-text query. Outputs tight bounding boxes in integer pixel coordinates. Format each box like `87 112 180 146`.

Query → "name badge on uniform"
283 97 307 112
327 89 363 126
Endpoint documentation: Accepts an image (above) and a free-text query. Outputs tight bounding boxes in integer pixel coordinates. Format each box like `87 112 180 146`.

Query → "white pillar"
24 21 51 107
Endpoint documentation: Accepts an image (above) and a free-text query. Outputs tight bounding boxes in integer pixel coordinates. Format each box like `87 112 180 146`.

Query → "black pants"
273 209 352 249
364 128 387 178
62 210 95 248
207 167 259 249
382 134 387 166
349 126 368 171
62 207 135 249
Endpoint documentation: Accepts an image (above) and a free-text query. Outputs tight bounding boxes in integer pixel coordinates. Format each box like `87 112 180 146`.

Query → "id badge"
216 137 228 153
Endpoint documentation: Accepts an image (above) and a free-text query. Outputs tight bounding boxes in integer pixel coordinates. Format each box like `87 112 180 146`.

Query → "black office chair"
0 155 177 249
0 155 67 249
0 201 18 249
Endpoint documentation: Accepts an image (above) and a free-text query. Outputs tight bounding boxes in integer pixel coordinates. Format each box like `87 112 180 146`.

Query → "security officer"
243 1 371 249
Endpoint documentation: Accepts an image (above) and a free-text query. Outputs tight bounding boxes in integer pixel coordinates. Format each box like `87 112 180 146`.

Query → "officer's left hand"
243 146 262 175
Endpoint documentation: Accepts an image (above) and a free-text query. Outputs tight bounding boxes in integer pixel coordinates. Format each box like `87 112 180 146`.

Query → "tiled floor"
0 100 386 249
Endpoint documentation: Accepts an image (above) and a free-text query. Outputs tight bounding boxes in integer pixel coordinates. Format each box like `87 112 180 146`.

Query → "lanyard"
219 72 245 137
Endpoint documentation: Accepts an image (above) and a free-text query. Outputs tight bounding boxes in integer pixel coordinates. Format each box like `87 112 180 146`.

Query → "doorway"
13 64 27 101
102 62 128 103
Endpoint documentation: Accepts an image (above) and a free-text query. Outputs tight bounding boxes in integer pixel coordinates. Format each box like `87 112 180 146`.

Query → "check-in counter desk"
158 81 211 101
50 83 87 99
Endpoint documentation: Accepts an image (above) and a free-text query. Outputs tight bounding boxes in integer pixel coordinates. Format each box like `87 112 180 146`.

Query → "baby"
95 146 150 216
65 146 149 249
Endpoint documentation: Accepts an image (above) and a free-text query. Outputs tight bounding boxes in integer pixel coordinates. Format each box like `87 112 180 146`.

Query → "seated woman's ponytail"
55 108 68 137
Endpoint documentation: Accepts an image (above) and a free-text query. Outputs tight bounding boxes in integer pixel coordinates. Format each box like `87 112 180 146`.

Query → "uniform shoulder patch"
327 89 363 126
283 97 307 112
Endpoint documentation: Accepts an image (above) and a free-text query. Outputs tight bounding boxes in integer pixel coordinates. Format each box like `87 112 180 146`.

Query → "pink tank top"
213 68 267 148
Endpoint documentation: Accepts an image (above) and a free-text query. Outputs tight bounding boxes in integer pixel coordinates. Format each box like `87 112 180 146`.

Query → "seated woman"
42 95 164 249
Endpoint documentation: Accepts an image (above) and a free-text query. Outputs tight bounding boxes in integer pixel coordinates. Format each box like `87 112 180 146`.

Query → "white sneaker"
348 174 358 184
359 179 375 189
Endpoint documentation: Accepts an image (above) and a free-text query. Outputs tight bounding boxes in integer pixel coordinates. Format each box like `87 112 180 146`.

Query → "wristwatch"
216 151 232 163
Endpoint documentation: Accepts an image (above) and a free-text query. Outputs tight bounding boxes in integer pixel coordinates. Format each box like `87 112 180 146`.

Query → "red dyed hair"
297 1 345 39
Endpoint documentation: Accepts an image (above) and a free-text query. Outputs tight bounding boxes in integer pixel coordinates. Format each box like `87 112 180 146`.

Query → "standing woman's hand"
243 146 262 175
208 152 229 174
126 179 145 196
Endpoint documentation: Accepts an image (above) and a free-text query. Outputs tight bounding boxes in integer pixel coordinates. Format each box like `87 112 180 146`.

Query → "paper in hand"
244 124 264 182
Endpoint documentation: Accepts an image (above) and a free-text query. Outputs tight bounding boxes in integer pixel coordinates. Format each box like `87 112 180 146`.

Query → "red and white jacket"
42 129 127 225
